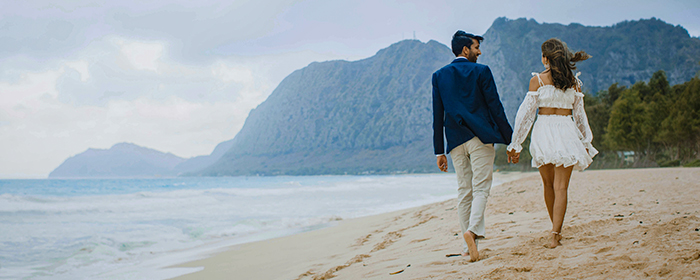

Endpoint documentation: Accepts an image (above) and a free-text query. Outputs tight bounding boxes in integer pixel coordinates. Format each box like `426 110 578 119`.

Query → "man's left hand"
506 150 520 164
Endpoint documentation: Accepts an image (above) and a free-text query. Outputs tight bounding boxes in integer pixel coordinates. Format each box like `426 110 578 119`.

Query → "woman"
506 38 598 248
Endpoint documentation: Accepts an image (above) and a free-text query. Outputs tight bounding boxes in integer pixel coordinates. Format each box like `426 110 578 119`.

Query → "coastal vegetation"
496 70 700 170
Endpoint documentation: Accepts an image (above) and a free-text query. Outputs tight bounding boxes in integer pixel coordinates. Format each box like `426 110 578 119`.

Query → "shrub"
683 159 700 167
658 159 681 167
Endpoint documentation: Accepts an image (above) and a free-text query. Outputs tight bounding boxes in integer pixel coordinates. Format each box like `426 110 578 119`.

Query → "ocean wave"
0 174 465 279
0 175 449 213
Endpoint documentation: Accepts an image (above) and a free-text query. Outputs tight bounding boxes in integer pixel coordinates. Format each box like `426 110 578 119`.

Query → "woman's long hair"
541 38 591 90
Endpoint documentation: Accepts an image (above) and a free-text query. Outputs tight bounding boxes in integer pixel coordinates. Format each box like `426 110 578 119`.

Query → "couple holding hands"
432 31 598 261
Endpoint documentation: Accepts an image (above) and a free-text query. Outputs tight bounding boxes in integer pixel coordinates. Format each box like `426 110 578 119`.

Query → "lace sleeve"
572 86 599 157
506 92 538 153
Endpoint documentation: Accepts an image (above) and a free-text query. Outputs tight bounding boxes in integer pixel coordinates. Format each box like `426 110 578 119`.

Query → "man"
432 30 513 262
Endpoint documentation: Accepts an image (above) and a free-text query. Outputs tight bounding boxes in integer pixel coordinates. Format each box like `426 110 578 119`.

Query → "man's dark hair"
451 30 484 56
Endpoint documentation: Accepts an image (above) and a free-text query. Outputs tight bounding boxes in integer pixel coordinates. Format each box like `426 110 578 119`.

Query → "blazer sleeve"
432 72 445 155
479 66 513 144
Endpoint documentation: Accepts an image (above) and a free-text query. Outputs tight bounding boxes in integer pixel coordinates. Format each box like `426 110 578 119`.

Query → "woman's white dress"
507 72 598 170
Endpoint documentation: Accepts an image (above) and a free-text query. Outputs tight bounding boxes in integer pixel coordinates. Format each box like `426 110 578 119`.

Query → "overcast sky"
1 0 698 178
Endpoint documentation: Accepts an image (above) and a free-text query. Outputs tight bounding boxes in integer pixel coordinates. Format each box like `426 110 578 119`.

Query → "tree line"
495 70 700 170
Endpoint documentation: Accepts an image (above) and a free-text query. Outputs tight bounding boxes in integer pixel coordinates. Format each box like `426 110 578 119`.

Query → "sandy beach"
170 167 700 279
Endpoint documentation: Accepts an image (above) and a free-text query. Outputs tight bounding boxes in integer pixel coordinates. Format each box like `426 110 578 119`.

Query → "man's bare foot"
464 231 479 261
549 232 562 248
460 239 479 257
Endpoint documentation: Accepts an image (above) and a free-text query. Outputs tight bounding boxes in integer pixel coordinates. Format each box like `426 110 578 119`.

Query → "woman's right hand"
506 149 520 164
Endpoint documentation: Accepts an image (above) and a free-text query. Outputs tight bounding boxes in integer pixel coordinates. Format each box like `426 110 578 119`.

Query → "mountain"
193 39 453 176
49 143 187 178
480 17 700 121
197 17 700 176
172 139 235 174
53 18 700 177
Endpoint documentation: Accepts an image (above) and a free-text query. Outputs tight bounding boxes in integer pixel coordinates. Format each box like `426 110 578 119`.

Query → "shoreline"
163 171 534 279
167 167 700 279
3 172 525 279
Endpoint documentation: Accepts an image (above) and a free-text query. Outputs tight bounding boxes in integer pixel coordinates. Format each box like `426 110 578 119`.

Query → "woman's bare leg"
538 164 555 223
550 165 574 248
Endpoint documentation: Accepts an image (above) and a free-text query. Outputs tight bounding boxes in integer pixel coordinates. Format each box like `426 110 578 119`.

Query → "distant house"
617 151 635 163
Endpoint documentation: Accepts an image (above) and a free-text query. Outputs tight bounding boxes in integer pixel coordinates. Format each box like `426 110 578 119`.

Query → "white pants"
449 137 495 240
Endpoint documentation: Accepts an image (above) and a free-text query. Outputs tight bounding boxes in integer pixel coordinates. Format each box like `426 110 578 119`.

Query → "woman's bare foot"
464 231 479 261
549 232 562 248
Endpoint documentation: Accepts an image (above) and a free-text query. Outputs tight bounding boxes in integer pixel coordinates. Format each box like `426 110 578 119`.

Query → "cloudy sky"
1 0 698 178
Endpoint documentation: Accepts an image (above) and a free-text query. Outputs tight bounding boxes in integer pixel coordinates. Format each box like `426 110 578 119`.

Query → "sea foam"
0 174 472 279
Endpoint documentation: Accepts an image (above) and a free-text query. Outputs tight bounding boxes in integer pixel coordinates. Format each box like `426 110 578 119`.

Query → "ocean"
0 174 509 279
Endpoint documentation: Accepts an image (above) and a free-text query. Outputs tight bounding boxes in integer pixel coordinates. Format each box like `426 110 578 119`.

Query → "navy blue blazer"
432 58 513 155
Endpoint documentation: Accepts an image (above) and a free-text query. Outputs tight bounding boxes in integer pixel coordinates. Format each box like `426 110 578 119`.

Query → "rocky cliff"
196 40 453 175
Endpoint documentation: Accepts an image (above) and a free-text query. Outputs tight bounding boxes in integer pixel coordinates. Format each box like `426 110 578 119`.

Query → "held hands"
506 149 520 164
436 155 448 172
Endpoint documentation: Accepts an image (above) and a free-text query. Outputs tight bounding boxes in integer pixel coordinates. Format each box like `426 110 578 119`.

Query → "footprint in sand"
596 247 613 254
353 234 372 246
409 238 430 244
